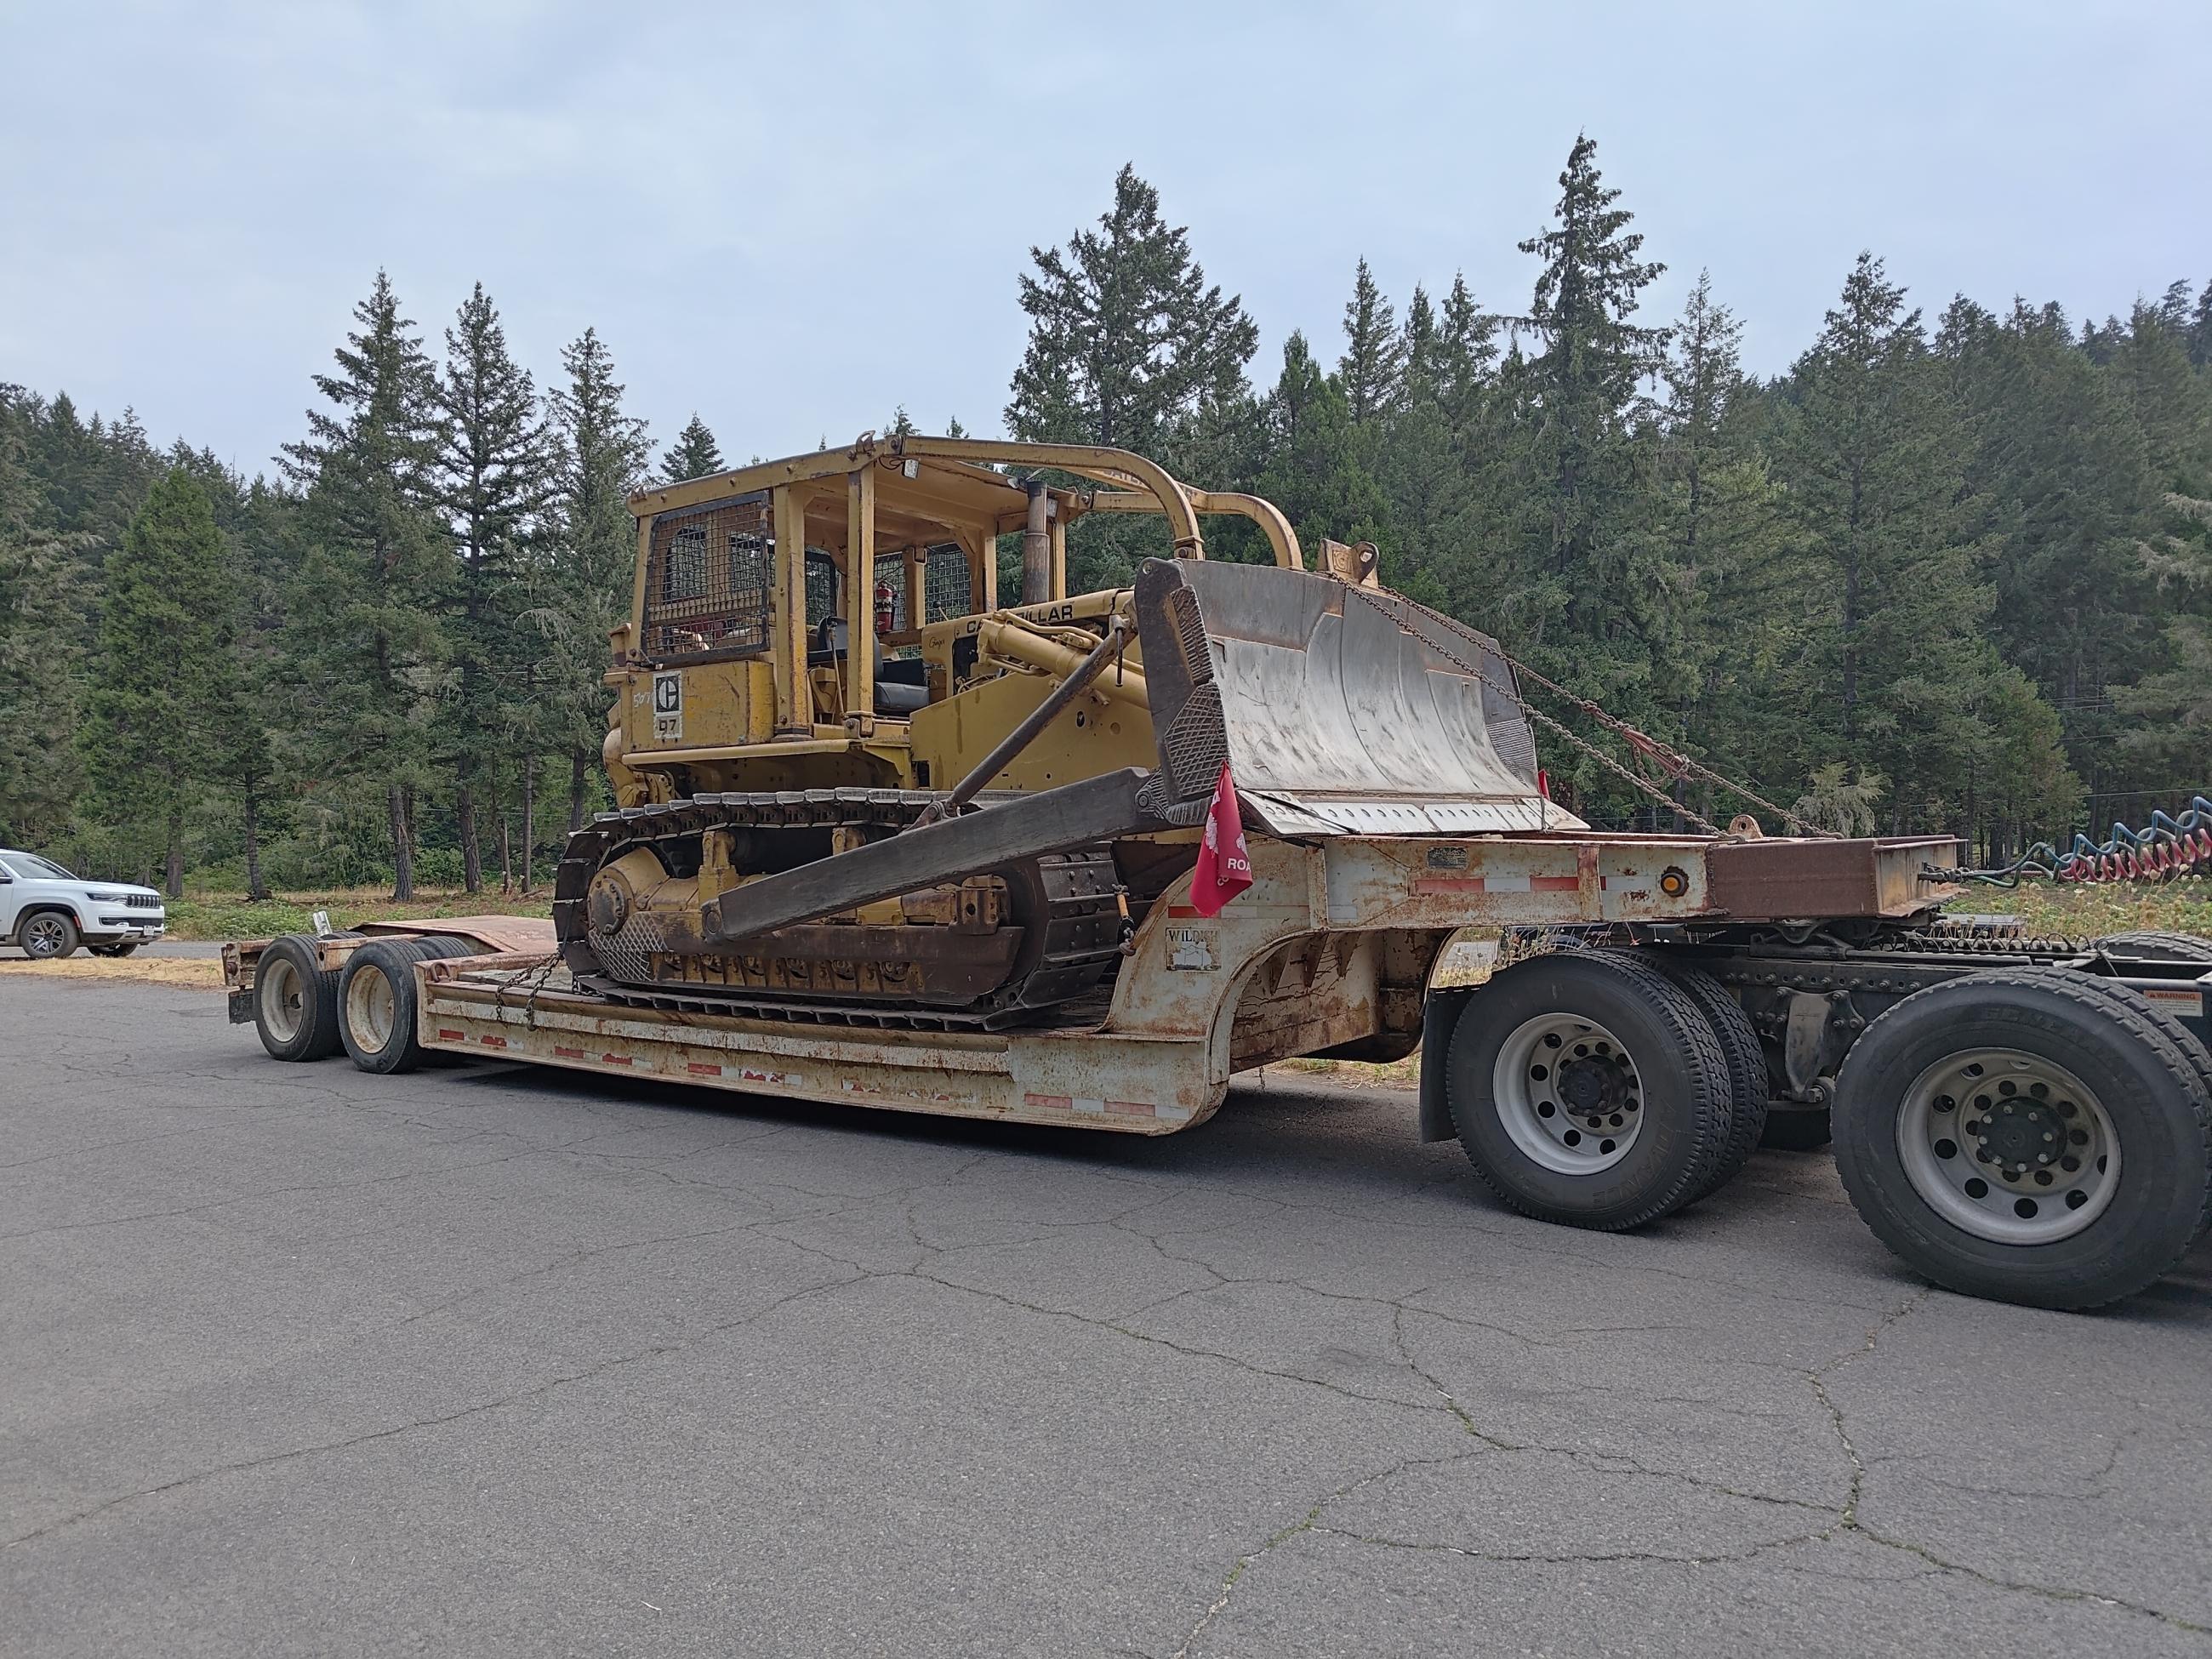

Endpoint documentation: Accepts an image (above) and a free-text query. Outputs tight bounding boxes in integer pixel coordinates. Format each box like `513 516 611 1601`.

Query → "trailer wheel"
254 934 343 1062
1445 951 1731 1230
337 938 476 1075
1633 955 1770 1197
1833 969 2212 1309
2091 930 2212 963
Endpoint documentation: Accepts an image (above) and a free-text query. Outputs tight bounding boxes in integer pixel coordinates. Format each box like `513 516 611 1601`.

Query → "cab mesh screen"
643 493 772 658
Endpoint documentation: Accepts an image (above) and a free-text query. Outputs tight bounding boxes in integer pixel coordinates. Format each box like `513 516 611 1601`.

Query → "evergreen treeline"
1011 148 2212 848
0 277 652 897
3 137 2208 897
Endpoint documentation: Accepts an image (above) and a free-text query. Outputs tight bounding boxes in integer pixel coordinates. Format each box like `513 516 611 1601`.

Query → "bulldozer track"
551 789 1126 1031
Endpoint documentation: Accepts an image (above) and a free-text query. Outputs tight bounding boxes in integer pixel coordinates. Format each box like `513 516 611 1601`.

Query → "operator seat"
818 619 930 715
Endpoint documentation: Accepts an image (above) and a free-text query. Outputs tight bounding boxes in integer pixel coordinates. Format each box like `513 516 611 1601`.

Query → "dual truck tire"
1444 947 2212 1310
252 935 479 1073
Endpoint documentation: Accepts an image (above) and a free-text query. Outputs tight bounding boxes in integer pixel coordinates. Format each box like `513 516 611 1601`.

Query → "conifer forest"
3 139 2208 898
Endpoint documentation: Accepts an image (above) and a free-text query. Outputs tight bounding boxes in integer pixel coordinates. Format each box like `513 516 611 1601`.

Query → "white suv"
0 850 167 959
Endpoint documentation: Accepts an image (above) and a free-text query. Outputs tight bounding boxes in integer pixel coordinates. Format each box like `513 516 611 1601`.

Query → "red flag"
1189 762 1252 916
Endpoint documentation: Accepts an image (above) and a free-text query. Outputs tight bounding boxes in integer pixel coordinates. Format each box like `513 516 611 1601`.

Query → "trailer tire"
254 934 343 1062
2091 931 2212 964
338 937 476 1075
1445 950 1732 1230
1832 969 2212 1309
1633 954 1770 1198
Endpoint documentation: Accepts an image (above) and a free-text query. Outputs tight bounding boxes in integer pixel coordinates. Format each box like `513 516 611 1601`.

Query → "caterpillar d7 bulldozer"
560 435 1560 1026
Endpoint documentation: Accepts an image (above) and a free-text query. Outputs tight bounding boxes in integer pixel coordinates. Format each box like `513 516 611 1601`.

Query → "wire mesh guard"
923 544 970 622
643 493 772 658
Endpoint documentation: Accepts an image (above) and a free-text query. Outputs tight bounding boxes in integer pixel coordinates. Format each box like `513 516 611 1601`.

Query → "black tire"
19 909 80 961
1759 1105 1833 1152
1832 969 2212 1310
2010 966 2212 1240
89 942 140 958
2091 930 2212 964
1445 949 1732 1230
337 936 476 1075
254 934 344 1062
1634 953 1770 1197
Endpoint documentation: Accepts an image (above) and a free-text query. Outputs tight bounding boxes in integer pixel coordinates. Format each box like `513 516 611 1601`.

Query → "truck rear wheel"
1635 954 1770 1198
1833 969 2212 1309
338 937 478 1075
1445 951 1731 1230
2091 930 2212 963
254 934 343 1062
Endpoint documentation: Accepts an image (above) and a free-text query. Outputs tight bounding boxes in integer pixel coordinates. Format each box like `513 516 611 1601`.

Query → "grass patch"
1942 876 2212 941
164 885 555 942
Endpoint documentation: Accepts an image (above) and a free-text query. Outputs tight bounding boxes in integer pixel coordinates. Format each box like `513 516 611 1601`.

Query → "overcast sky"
4 2 2208 478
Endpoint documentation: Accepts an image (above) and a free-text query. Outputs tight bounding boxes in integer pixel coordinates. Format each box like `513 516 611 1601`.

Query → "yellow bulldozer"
558 434 1556 1028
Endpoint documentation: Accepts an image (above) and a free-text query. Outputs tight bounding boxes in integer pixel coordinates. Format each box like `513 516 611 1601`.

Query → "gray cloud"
4 0 2206 475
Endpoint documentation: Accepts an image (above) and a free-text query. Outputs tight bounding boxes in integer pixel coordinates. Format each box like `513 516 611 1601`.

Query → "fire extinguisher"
874 580 898 639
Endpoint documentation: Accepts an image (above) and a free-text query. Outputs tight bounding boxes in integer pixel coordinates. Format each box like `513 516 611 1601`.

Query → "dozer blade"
1132 559 1579 836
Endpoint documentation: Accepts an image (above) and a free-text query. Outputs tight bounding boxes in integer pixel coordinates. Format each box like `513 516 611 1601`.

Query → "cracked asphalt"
5 979 2211 1657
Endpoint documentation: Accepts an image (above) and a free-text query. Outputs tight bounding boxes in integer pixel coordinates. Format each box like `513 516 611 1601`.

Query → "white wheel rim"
1896 1048 2118 1245
1492 1012 1648 1175
262 958 304 1040
24 916 66 956
345 966 396 1053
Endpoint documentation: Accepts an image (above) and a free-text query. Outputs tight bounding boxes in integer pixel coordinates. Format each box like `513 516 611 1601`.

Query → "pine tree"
430 282 554 892
78 470 234 893
1516 134 1670 588
1485 135 1675 815
1338 259 1404 425
1937 295 2159 810
544 327 652 832
1400 284 1439 404
1006 165 1258 585
1006 163 1257 453
1772 253 2030 830
0 393 85 845
661 413 724 483
1253 333 1388 549
278 271 448 899
1652 272 1804 809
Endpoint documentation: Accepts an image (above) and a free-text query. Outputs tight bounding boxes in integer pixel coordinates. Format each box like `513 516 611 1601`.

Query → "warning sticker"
1167 924 1219 972
652 672 682 741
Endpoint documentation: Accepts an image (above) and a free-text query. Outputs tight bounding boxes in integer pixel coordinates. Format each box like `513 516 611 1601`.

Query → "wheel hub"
1898 1049 2116 1244
1491 1013 1646 1175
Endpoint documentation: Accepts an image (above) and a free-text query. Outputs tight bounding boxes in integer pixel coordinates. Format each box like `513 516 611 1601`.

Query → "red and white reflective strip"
1023 1092 1192 1124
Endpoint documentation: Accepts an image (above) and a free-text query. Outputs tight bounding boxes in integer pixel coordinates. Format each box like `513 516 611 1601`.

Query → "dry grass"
0 956 225 990
166 886 554 943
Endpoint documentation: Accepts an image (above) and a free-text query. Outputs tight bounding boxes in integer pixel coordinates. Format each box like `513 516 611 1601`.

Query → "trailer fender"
1418 989 1474 1142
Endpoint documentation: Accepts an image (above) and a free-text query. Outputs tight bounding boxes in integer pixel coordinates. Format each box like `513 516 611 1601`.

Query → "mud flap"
1418 989 1474 1142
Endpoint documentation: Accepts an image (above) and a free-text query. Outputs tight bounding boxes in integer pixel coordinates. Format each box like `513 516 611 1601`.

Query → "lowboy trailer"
224 830 2212 1314
224 435 2212 1313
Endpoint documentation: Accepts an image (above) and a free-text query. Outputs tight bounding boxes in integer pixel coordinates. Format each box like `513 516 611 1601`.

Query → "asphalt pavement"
4 977 2209 1656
